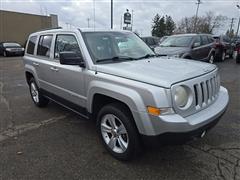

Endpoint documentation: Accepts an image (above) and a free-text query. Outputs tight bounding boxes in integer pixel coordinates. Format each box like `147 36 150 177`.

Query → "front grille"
193 73 220 109
171 68 220 117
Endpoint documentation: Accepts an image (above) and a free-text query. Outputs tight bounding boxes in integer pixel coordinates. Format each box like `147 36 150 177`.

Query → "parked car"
234 41 240 63
159 36 169 44
155 34 215 63
213 35 234 61
141 36 160 50
0 42 25 57
24 28 229 160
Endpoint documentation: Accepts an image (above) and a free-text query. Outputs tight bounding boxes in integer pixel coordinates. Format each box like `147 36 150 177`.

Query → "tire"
97 103 141 161
208 53 214 64
3 51 7 57
29 78 49 107
221 51 226 61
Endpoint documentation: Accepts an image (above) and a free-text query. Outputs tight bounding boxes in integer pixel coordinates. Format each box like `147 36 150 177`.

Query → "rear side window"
201 36 209 45
27 36 37 55
54 34 81 59
208 36 214 43
37 35 53 57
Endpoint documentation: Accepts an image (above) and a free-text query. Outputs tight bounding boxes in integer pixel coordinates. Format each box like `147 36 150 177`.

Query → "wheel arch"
87 82 155 135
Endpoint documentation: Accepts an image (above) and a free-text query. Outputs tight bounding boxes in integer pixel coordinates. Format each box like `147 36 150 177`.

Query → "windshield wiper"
96 56 135 63
135 54 156 60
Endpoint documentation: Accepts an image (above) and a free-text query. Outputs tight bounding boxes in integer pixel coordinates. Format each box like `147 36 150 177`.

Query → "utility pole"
131 10 134 31
194 0 202 32
236 5 240 38
87 18 90 28
93 0 95 30
230 18 235 32
120 15 122 30
111 0 113 29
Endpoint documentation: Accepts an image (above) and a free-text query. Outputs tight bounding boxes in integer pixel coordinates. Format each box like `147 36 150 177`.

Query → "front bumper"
138 86 229 136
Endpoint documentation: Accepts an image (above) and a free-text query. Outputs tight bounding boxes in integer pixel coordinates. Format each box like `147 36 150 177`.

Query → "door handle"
50 67 59 72
33 62 39 66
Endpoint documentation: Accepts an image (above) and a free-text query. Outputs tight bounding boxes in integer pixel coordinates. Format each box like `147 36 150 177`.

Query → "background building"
0 10 58 46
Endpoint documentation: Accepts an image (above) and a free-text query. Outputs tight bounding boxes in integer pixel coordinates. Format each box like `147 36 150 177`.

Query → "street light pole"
87 18 90 28
194 0 202 32
111 0 113 29
236 5 240 38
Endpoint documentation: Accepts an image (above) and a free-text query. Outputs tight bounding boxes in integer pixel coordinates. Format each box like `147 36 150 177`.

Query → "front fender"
87 80 156 135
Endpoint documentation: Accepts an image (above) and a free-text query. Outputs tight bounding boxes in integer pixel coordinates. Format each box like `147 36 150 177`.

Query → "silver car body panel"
23 29 229 136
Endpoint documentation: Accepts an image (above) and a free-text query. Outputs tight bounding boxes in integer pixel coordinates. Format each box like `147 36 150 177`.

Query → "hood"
155 46 189 56
95 58 216 88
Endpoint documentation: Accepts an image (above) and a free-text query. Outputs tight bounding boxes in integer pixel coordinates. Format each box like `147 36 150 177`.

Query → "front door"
49 33 87 109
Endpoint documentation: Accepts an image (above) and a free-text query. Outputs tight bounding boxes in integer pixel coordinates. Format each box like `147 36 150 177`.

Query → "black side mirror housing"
59 51 85 68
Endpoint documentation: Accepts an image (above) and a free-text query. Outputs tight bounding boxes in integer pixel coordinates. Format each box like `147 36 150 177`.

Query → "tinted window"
27 36 37 55
147 38 155 46
201 36 209 45
37 35 53 57
160 36 193 47
223 36 230 42
54 34 81 58
3 43 21 47
208 36 214 43
193 36 201 44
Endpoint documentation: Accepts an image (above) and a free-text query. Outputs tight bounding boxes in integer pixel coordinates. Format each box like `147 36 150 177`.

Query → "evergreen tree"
151 14 175 37
165 15 176 35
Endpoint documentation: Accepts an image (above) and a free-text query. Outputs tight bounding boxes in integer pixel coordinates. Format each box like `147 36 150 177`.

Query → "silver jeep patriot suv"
23 28 229 160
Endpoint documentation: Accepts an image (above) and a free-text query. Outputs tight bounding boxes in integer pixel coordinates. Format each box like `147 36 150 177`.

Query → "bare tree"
176 11 227 34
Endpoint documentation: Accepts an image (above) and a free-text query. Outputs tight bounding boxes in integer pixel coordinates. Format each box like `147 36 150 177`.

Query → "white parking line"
0 115 67 142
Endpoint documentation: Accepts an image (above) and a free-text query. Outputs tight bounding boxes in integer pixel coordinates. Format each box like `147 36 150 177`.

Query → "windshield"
3 43 21 47
160 36 193 47
82 31 155 63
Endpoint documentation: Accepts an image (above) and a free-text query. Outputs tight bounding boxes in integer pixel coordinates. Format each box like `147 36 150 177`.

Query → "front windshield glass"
160 36 193 47
3 43 21 47
82 31 155 63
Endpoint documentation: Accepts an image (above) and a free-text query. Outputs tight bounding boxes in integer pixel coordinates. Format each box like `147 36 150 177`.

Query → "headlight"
174 86 189 108
21 48 25 51
5 48 12 51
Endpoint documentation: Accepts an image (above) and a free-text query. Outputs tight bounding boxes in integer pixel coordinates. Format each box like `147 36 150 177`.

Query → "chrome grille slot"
193 74 219 109
194 85 198 106
200 82 204 104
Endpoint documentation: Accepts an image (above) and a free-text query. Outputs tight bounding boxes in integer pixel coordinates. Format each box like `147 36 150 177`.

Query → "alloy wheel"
30 82 39 103
100 114 129 153
209 55 214 64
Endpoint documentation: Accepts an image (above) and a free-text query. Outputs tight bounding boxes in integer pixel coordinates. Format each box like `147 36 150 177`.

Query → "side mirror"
193 42 201 48
59 51 85 67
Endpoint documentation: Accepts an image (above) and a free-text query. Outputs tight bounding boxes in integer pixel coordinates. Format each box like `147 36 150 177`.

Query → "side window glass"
27 36 37 55
54 35 81 59
201 36 209 45
37 35 53 57
208 36 214 43
193 36 201 47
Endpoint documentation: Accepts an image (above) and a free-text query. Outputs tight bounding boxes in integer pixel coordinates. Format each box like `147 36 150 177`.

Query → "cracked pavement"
0 56 239 180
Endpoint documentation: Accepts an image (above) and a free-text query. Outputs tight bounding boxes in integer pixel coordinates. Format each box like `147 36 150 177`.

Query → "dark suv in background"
141 36 160 50
213 35 234 61
155 34 215 63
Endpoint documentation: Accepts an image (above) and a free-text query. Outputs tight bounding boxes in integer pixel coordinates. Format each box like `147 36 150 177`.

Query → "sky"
0 0 240 36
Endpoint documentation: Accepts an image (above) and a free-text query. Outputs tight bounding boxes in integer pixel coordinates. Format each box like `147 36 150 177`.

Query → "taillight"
237 48 240 53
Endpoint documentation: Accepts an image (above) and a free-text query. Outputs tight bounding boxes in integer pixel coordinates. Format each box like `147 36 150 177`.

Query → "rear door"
34 34 55 91
191 35 204 60
200 35 212 60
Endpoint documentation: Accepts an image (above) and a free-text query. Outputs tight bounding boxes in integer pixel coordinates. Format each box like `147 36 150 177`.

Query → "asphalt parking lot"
0 56 239 180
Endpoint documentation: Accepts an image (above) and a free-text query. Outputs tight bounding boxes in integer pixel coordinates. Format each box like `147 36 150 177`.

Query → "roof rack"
36 27 62 32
